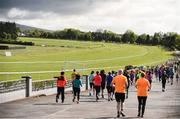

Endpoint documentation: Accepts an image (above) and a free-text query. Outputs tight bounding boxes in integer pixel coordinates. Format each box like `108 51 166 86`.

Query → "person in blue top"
89 71 95 96
72 74 82 103
106 72 113 101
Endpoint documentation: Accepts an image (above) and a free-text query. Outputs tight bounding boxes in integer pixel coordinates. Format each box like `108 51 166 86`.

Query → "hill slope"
16 23 53 32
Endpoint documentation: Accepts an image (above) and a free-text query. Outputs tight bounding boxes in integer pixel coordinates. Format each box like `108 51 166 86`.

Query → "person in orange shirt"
135 72 150 118
112 69 128 118
54 71 67 103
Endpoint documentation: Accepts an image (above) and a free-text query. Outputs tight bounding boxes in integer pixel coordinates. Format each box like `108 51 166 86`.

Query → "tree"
152 32 162 45
175 35 180 50
121 30 137 43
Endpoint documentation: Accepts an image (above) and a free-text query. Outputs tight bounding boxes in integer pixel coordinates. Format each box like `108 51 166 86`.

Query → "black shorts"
115 93 125 102
90 82 94 89
106 86 112 93
101 83 105 90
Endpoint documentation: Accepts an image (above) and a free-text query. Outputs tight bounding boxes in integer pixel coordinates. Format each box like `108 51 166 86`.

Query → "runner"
176 73 179 84
145 71 152 90
111 70 116 100
106 72 113 101
54 71 67 103
72 74 82 104
71 69 77 94
112 69 128 117
123 69 130 99
162 70 168 92
169 67 174 85
100 70 106 98
154 66 159 81
158 66 163 82
93 71 102 101
135 69 141 82
135 72 150 118
130 70 135 85
89 71 95 96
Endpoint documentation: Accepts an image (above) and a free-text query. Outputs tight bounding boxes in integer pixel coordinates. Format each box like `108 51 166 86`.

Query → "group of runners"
54 60 180 118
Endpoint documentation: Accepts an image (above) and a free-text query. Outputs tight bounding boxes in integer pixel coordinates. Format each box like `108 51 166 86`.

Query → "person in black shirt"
100 70 106 98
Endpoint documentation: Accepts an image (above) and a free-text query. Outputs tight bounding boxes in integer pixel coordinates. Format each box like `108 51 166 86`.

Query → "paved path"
0 79 180 119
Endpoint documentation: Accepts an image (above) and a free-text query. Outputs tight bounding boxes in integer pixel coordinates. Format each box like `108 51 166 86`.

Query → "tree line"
0 21 179 50
0 22 34 46
23 29 180 50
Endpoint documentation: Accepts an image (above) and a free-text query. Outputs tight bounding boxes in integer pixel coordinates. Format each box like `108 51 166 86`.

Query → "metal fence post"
82 75 88 90
22 76 32 97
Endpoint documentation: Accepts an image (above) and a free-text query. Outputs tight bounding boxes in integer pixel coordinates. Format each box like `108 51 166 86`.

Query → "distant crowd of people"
53 59 180 118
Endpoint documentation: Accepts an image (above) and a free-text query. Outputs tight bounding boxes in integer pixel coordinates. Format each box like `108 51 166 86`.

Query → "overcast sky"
0 0 179 34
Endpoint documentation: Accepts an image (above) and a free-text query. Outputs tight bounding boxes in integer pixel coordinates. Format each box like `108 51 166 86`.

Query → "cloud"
7 8 29 19
0 0 179 34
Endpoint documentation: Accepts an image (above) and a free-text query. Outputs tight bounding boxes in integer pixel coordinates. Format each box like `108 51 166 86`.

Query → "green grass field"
0 37 172 81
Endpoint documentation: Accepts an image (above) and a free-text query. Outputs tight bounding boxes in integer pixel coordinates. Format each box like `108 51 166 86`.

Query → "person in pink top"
93 71 102 101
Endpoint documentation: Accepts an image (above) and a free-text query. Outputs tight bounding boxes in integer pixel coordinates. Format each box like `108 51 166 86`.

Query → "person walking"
162 70 168 92
89 71 95 96
106 72 113 101
176 73 179 84
71 69 77 93
112 69 128 117
130 70 135 85
123 69 130 99
169 67 174 85
72 74 82 104
55 71 67 103
135 72 150 118
100 70 106 98
145 71 152 90
93 71 102 101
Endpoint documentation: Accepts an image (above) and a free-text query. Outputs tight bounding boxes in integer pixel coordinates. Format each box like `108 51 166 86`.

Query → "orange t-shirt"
57 77 67 87
112 75 127 93
136 78 150 96
93 75 102 86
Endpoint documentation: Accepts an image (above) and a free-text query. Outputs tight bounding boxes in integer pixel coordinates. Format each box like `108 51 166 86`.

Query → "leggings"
95 86 101 99
73 87 80 101
56 87 65 102
138 96 147 116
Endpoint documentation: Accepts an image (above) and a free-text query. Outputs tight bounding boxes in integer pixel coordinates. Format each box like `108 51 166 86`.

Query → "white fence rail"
0 75 88 103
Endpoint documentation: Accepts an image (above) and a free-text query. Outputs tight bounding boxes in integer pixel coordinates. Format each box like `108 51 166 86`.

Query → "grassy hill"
16 23 53 32
0 37 172 81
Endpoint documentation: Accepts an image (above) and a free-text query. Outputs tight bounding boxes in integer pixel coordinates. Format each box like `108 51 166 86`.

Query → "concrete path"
0 79 180 119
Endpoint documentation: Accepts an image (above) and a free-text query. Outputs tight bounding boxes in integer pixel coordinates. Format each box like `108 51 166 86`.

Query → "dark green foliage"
0 21 18 40
0 20 175 50
0 39 34 46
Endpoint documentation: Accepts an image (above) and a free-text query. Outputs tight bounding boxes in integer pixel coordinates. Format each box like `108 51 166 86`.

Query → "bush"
0 39 34 46
0 45 9 50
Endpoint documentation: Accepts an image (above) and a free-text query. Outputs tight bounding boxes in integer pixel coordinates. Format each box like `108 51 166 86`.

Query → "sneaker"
141 115 144 118
117 111 120 118
108 99 110 101
72 98 75 102
121 112 125 117
137 113 140 117
89 93 91 96
111 98 113 101
56 98 58 103
76 101 79 104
